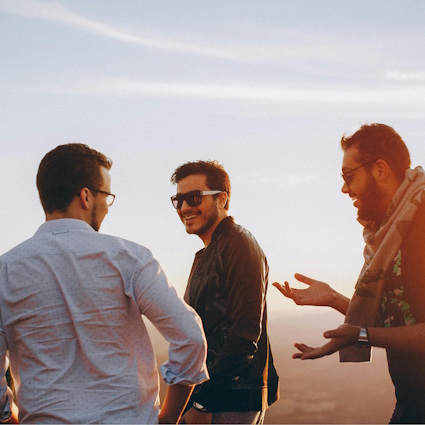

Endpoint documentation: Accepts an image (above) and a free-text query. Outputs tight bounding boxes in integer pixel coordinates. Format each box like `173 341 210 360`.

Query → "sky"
1 0 425 312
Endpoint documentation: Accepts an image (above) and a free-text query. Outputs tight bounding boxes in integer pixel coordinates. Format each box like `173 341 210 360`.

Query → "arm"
368 323 425 352
158 384 195 424
273 273 350 315
292 322 425 360
133 249 209 413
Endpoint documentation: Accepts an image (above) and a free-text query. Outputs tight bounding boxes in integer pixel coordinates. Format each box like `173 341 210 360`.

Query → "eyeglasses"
89 188 116 206
341 159 376 186
171 190 223 210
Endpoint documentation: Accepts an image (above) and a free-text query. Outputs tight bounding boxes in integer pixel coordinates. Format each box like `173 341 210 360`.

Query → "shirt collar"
35 218 95 236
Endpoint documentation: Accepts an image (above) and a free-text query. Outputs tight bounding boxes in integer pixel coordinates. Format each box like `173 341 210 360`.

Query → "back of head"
37 143 112 214
341 123 411 182
171 160 231 210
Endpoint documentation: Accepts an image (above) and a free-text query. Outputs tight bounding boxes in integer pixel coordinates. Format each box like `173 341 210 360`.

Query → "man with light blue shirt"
0 143 209 424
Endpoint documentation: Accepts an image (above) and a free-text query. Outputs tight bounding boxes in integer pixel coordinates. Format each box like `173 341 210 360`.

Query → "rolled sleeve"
134 249 209 386
159 309 209 386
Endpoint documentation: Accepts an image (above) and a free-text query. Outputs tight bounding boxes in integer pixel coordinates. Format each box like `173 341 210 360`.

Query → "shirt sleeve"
132 248 209 386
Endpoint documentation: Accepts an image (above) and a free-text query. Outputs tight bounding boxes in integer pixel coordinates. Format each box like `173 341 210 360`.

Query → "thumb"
323 328 341 339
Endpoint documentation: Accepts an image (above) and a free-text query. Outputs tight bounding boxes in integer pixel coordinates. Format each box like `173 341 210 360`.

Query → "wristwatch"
193 402 210 413
357 326 370 346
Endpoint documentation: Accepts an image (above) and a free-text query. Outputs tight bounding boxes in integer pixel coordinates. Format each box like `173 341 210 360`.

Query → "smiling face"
341 146 387 224
176 173 227 246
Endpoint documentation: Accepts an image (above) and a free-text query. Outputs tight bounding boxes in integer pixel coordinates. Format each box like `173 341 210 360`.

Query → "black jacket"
184 216 279 412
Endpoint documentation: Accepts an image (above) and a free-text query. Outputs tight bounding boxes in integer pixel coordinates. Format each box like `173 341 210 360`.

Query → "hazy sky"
2 0 425 312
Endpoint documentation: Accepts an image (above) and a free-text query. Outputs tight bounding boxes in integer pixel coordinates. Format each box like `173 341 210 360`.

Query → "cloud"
243 174 319 187
0 0 389 69
44 77 425 105
0 0 242 60
386 71 425 81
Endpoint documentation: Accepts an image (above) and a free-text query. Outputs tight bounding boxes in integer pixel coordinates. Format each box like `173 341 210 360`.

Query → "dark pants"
389 402 425 424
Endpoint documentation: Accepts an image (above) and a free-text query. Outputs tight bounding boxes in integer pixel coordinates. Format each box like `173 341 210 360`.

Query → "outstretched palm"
273 273 335 307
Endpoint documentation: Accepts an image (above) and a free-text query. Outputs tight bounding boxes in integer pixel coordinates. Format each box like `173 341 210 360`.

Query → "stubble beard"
90 204 100 232
183 205 220 238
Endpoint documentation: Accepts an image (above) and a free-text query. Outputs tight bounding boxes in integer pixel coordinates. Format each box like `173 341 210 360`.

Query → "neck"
199 213 228 248
45 205 88 224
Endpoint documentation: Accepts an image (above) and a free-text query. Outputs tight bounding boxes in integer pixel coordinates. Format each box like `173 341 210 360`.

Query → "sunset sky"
1 0 425 312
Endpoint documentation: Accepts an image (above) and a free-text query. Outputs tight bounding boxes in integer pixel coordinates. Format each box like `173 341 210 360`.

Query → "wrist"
357 326 370 346
329 290 350 315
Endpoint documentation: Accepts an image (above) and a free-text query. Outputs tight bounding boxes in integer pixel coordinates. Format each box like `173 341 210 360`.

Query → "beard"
357 175 387 224
195 205 220 237
90 204 100 232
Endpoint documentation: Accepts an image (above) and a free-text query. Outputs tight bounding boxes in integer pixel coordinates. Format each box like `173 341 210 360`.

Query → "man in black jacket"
170 160 279 424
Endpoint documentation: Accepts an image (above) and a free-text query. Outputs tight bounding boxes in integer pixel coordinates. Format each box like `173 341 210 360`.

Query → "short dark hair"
341 123 410 182
36 143 112 214
171 160 231 210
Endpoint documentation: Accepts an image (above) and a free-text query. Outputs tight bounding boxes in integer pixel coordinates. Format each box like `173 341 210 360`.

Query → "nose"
179 199 192 212
341 180 349 194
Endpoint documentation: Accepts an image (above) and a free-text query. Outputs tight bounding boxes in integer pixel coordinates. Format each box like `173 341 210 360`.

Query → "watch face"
358 327 369 345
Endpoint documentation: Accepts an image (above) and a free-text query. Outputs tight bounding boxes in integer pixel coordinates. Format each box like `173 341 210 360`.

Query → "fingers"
273 273 314 294
272 281 295 299
294 273 315 286
292 343 315 359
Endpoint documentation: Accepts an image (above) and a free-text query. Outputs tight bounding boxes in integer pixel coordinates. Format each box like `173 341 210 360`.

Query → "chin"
184 225 196 235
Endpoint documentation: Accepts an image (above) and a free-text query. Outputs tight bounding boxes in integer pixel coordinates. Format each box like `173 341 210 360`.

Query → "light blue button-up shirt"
0 219 208 423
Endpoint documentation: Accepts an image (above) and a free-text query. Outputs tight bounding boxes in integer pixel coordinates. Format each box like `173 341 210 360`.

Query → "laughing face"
341 147 387 224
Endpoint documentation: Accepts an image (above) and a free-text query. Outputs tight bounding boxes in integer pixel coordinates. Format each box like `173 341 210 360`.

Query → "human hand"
273 273 335 308
293 323 360 360
178 408 212 424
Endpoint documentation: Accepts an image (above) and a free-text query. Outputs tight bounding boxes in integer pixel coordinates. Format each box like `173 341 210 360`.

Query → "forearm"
368 323 425 353
329 290 350 315
159 384 194 424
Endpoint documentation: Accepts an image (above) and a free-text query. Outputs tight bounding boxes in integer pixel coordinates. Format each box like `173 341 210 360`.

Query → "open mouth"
183 213 199 223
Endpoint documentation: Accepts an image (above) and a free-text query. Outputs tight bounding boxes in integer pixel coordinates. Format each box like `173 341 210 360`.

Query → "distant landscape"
148 308 395 424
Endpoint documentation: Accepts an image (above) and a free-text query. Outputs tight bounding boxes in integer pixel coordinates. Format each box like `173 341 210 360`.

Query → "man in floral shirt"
274 123 425 423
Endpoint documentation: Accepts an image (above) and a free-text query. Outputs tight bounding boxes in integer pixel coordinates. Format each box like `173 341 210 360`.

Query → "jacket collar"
209 216 234 245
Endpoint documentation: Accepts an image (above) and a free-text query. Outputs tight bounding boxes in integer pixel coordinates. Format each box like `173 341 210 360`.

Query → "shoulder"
97 233 155 262
220 219 265 258
0 237 34 264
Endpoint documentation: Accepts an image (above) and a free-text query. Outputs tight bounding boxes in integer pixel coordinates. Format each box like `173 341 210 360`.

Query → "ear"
78 188 91 210
374 159 390 182
218 192 228 209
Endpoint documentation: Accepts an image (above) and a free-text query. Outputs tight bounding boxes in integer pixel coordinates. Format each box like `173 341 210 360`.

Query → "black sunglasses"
171 190 223 210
